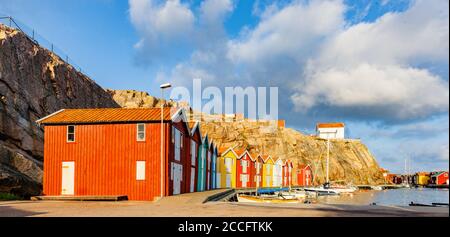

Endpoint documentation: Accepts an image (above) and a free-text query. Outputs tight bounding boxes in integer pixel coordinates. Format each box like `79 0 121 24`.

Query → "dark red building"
187 121 201 192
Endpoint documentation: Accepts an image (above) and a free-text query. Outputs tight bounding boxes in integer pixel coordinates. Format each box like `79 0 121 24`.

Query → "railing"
0 16 92 79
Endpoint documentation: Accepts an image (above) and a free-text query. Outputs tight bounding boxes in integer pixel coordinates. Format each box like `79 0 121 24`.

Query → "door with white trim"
172 162 183 195
241 174 248 188
61 161 75 195
190 167 195 192
216 172 221 188
226 174 232 188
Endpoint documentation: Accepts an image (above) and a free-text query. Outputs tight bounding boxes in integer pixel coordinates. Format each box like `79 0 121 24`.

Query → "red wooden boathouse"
251 153 264 188
297 164 313 186
235 149 254 188
37 107 190 201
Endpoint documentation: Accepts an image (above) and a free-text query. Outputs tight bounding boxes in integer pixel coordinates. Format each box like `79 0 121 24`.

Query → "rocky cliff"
200 120 384 185
0 24 119 197
106 89 385 185
106 89 187 108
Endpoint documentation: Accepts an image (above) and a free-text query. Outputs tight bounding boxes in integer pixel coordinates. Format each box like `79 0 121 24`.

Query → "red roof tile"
37 108 179 124
316 122 345 128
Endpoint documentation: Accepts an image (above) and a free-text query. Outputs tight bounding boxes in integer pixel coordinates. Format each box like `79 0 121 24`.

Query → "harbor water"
317 188 449 206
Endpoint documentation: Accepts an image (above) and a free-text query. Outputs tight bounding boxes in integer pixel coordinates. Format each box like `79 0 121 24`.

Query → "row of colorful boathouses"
37 107 313 200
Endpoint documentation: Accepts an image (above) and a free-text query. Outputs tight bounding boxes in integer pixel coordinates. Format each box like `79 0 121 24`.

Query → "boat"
304 187 339 196
372 186 384 191
275 191 307 199
237 194 299 203
331 186 358 194
310 137 358 196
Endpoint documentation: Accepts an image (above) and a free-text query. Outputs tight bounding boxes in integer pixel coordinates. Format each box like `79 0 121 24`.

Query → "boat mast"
326 138 330 184
324 129 337 186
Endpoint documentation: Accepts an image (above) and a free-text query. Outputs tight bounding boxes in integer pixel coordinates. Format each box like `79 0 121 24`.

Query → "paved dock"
31 195 128 201
0 190 448 217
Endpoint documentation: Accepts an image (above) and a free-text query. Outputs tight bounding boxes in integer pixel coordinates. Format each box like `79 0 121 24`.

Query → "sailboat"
305 134 357 195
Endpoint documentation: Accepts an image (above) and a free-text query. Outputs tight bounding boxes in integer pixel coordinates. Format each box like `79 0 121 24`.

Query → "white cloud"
129 0 194 64
200 0 234 23
292 63 449 119
129 0 194 41
318 0 448 68
227 0 345 64
290 0 449 120
128 0 449 123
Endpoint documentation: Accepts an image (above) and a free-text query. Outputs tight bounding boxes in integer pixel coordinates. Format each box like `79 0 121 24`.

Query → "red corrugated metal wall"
43 123 170 201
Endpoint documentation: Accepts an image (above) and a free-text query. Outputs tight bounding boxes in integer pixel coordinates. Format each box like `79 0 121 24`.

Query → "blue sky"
1 0 448 173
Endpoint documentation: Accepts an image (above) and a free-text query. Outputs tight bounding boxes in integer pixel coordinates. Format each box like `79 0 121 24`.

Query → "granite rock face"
0 24 119 197
107 89 385 185
106 89 186 108
200 121 385 185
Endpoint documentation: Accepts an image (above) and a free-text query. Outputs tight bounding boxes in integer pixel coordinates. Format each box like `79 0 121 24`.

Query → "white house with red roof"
316 123 345 139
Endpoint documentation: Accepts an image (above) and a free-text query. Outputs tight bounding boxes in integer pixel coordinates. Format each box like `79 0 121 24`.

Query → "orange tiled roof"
316 122 345 128
234 148 247 157
37 108 177 124
261 155 272 162
298 164 311 169
250 152 260 160
218 146 232 155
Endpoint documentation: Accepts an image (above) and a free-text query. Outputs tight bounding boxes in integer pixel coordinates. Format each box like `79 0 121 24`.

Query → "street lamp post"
160 83 171 198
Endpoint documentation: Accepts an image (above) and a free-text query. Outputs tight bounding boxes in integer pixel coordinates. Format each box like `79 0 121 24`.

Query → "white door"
266 176 271 187
172 163 182 195
61 161 75 195
190 167 195 192
242 175 248 188
216 172 221 188
226 174 232 188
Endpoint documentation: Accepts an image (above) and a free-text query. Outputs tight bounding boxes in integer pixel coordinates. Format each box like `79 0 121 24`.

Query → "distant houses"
36 107 315 201
431 171 449 185
386 171 449 187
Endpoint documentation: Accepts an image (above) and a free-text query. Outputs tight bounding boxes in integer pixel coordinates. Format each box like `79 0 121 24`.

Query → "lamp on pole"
160 83 171 198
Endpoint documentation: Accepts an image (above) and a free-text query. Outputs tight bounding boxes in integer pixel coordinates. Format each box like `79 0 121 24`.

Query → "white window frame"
136 123 146 141
207 151 211 168
67 125 75 142
174 128 181 161
136 161 146 180
191 140 196 166
242 160 248 173
172 128 175 143
225 158 232 173
180 133 183 148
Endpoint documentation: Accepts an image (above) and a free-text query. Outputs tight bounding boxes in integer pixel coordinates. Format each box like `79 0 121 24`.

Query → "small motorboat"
372 186 384 191
237 194 299 203
275 191 307 199
331 186 358 194
304 187 339 196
